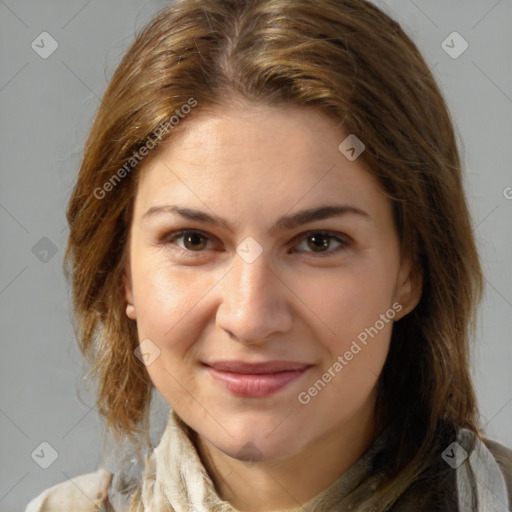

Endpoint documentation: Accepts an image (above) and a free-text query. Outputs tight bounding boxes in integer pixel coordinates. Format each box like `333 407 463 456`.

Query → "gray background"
1 1 511 510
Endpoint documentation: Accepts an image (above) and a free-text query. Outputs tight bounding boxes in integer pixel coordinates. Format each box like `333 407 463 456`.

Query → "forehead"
155 104 344 170
133 104 385 218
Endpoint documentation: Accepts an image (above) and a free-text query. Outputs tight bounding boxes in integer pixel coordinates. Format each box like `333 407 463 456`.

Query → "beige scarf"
25 408 510 511
136 409 393 512
132 409 510 512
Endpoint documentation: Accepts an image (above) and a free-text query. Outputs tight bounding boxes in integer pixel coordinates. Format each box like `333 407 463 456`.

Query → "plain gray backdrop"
1 1 511 510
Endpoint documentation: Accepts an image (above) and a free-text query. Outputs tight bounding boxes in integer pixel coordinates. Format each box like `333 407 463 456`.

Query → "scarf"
138 410 391 512
132 410 510 512
25 409 511 511
456 428 510 511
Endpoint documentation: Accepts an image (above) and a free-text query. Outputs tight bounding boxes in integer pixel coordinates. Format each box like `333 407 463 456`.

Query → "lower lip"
204 366 311 397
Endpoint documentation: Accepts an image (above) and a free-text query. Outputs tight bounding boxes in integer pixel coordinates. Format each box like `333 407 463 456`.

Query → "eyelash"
161 229 351 258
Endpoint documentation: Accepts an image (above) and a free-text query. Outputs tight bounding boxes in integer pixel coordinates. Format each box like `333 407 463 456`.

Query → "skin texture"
124 103 422 512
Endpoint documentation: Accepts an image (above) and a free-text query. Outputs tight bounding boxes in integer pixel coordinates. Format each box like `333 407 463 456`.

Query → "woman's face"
124 103 421 463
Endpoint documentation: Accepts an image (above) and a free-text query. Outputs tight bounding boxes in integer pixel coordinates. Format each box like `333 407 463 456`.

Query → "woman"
25 0 512 511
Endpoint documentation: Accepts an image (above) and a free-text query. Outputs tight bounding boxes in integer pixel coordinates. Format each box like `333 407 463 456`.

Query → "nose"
215 251 294 345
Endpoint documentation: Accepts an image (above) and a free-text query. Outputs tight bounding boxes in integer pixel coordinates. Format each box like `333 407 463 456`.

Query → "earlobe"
126 303 136 320
123 268 136 320
393 256 423 321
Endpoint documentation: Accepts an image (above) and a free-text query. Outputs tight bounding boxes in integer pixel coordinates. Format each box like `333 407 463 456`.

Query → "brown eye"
307 233 331 252
293 231 349 256
163 230 213 253
182 232 208 251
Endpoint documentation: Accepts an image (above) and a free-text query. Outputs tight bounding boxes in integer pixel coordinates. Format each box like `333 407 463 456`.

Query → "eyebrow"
142 204 371 233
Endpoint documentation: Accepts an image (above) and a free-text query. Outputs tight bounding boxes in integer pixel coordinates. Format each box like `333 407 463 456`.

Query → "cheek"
131 256 191 338
130 258 211 408
130 254 220 360
291 259 397 341
292 255 397 399
303 317 393 417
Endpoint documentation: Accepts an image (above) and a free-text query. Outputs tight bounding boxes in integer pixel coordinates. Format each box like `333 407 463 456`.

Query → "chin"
206 419 304 463
216 436 297 464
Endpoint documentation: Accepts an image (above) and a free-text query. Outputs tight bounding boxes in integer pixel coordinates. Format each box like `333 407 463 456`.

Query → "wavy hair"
64 0 484 509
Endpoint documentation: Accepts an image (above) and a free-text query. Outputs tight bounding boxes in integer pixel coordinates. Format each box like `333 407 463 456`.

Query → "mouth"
201 360 313 397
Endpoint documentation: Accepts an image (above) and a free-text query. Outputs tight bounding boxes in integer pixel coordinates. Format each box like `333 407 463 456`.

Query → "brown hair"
64 0 484 508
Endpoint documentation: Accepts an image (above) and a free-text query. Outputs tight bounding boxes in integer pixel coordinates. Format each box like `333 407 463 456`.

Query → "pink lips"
203 360 312 397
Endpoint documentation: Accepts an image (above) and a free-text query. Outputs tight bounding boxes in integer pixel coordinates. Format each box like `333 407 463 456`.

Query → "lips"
204 360 310 374
202 360 312 397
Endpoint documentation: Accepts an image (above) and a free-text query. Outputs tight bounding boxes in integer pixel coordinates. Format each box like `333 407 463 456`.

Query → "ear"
392 253 422 321
123 265 137 320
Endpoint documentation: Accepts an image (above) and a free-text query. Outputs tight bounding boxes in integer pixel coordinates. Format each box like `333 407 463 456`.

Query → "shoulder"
24 467 115 512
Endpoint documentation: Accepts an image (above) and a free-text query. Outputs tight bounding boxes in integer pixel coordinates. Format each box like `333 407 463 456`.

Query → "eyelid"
161 229 218 255
290 230 350 255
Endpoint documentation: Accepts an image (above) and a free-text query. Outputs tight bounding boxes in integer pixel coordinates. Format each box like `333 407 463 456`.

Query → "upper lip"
204 360 312 374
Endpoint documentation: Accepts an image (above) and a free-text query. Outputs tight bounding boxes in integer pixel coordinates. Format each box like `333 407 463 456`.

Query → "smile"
202 362 312 397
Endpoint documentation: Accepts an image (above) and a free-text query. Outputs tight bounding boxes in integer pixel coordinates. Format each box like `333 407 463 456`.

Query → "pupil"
185 233 205 250
309 234 329 251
